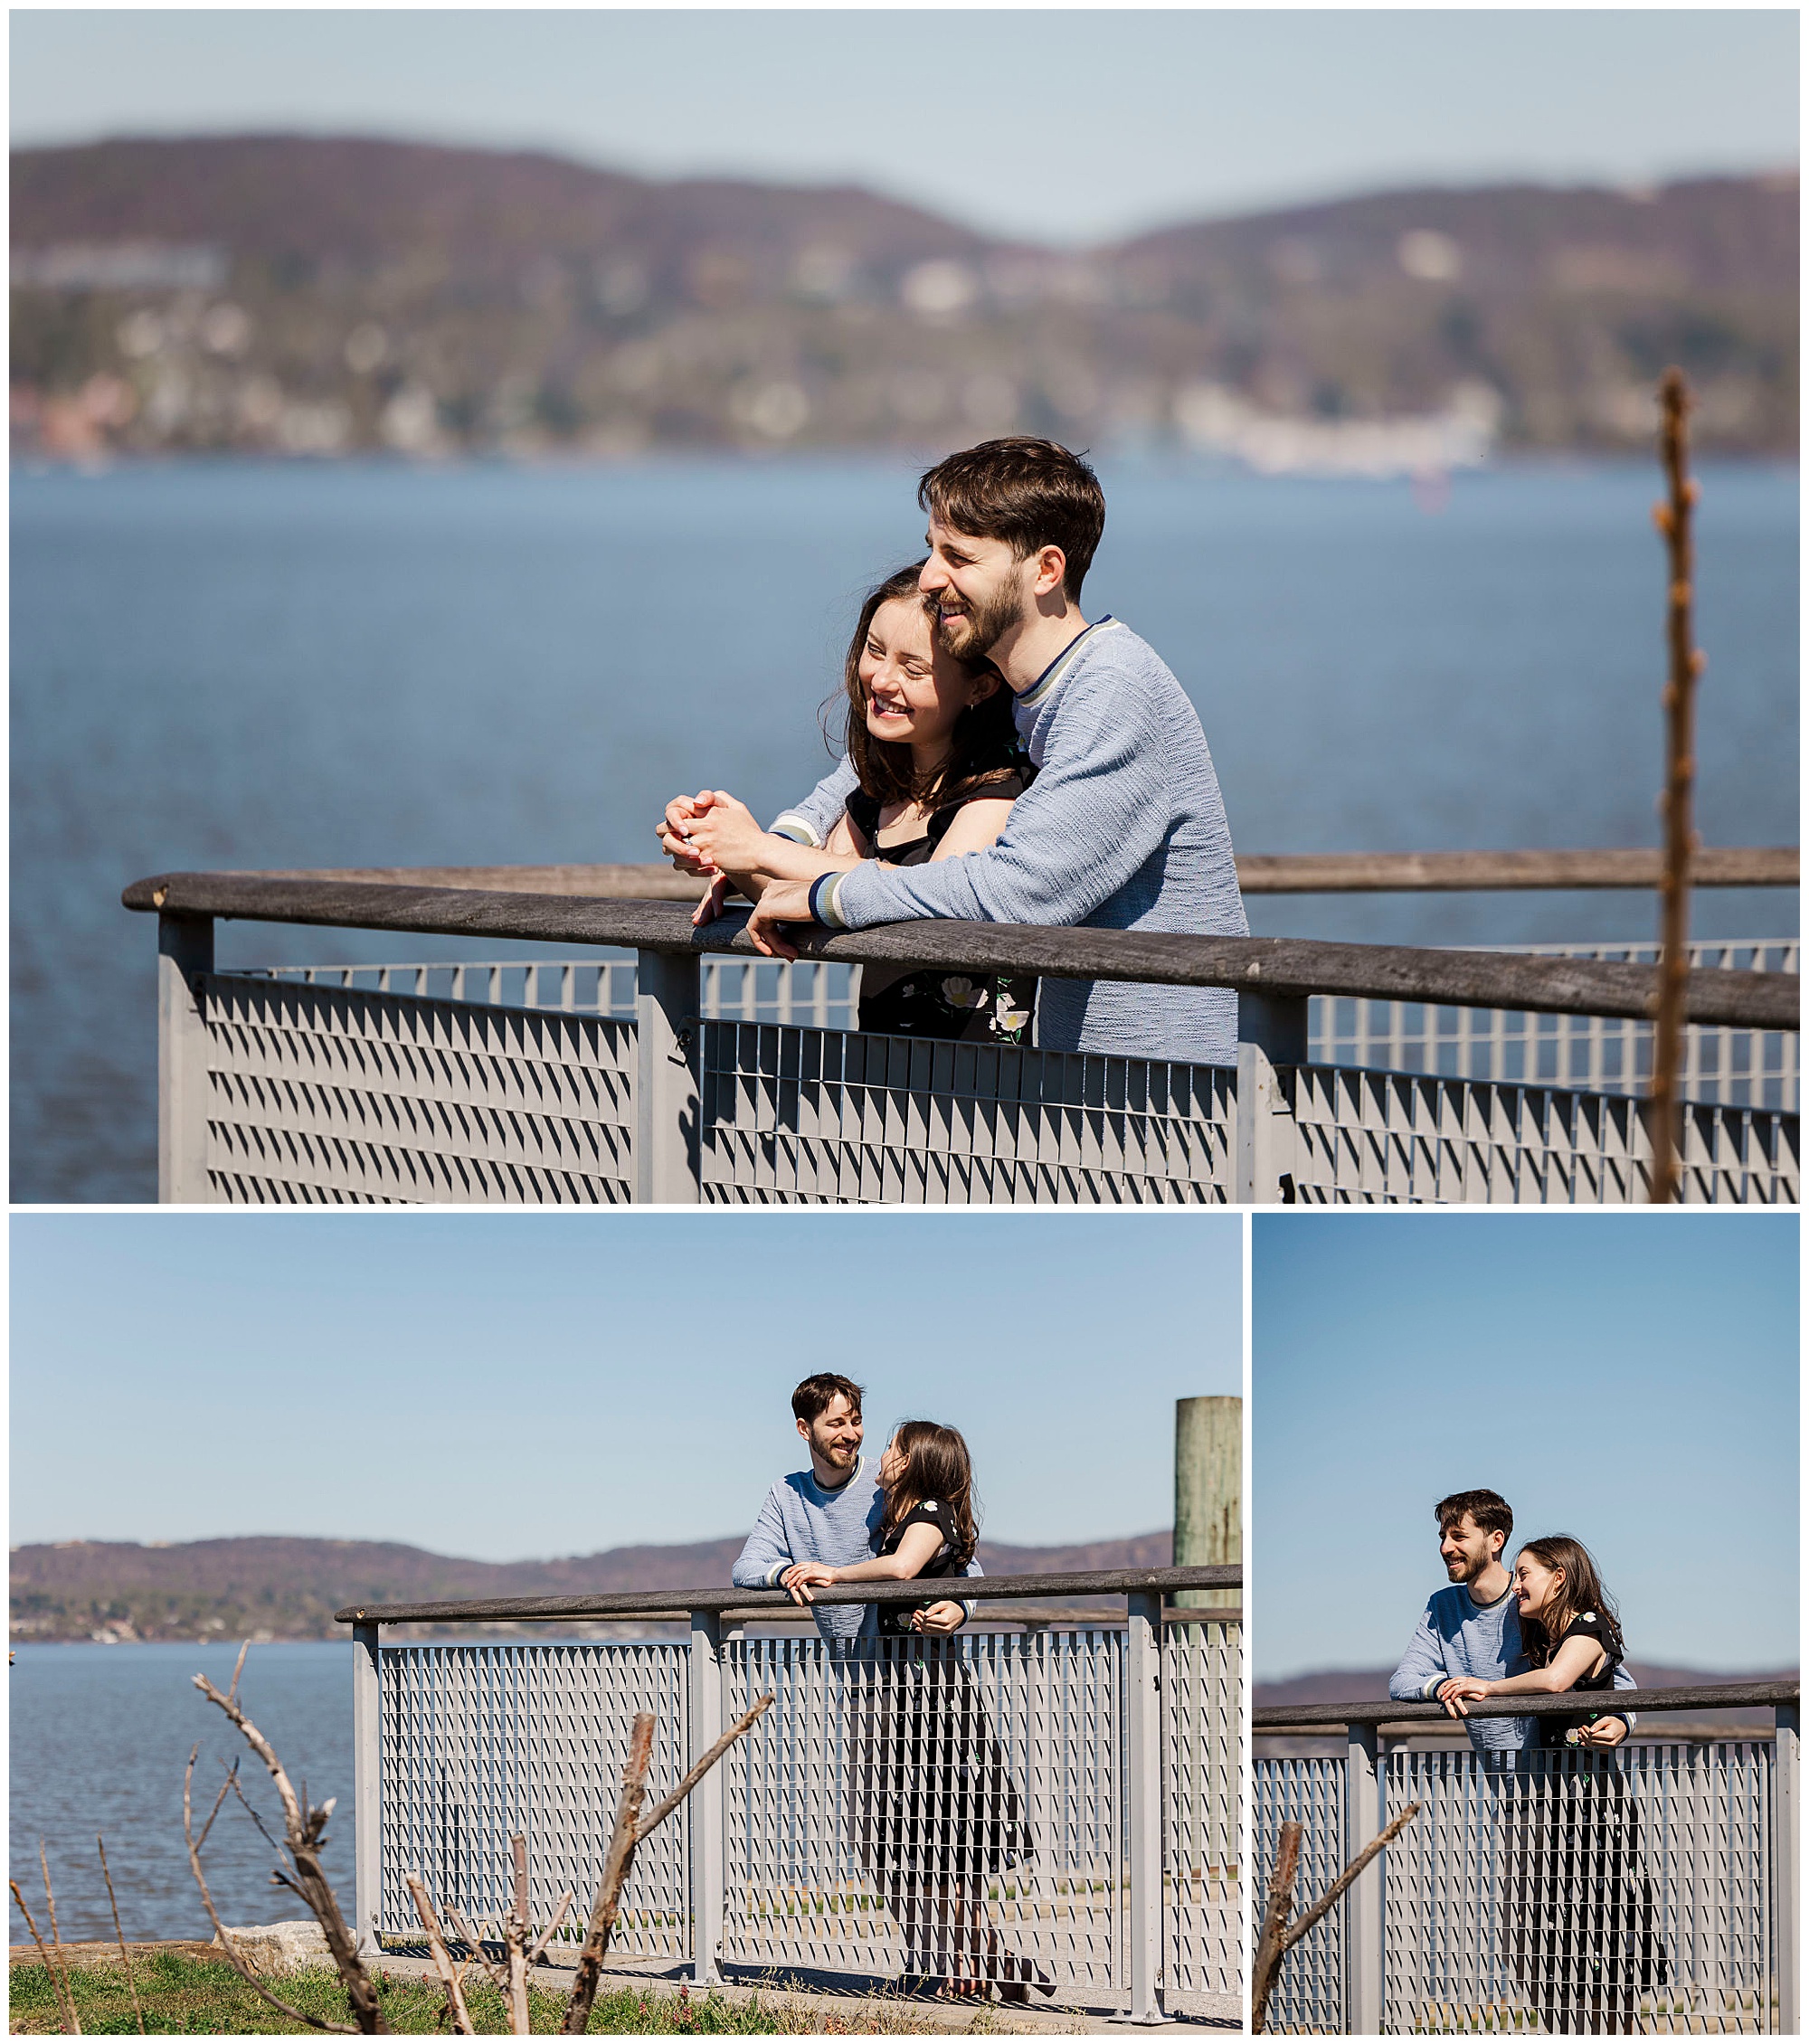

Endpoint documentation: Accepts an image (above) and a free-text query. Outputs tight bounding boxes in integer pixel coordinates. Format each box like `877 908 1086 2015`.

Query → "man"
663 438 1246 1066
732 1372 976 1640
1390 1488 1635 1753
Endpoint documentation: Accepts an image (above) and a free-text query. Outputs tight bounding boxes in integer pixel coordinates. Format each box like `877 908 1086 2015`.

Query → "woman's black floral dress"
845 786 1037 1047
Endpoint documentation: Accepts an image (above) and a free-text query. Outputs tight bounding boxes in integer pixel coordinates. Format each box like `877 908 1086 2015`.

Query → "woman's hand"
1435 1676 1494 1718
684 792 769 876
779 1560 838 1605
1575 1716 1629 1748
912 1601 966 1634
693 873 733 927
657 790 724 875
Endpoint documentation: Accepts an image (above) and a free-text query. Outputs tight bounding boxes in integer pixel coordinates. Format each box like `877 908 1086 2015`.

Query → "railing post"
1120 1590 1167 2023
158 913 214 1202
688 1608 725 1986
635 948 700 1203
1345 1722 1382 2035
1235 992 1305 1203
1777 1702 1799 2035
352 1622 382 1956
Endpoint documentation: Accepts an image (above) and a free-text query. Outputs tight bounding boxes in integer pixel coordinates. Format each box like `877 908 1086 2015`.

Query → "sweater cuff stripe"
811 871 850 928
770 813 821 847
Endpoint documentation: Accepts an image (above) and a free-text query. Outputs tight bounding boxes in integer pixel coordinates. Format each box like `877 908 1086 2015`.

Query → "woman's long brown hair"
1516 1534 1626 1668
881 1419 980 1568
829 563 1027 814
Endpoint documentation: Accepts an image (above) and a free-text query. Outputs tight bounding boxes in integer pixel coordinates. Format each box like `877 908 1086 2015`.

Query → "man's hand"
657 790 724 875
684 792 769 876
779 1560 838 1605
1577 1716 1628 1748
912 1601 966 1635
746 878 817 960
1435 1676 1493 1718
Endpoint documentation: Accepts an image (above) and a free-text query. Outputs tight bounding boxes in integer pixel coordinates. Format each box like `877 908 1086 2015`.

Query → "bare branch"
227 1638 251 1704
446 1907 509 1998
525 1890 575 1971
505 1834 531 2037
1248 1821 1301 2033
11 1878 80 2033
97 1836 147 2036
37 1843 82 2036
636 1694 775 1842
183 1746 355 2033
1277 1801 1422 1959
1649 366 1701 1203
559 1713 656 2035
192 1668 388 2033
406 1874 477 2036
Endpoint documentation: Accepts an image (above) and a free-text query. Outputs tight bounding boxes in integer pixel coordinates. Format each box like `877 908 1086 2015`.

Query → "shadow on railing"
125 868 1799 1207
1253 1683 1800 2036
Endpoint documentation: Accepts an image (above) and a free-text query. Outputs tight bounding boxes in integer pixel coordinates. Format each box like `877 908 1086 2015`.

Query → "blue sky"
10 1211 1240 1559
10 10 1798 244
1252 1213 1798 1679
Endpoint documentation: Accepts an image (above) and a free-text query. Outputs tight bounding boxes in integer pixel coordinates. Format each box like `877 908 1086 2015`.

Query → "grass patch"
8 1955 831 2034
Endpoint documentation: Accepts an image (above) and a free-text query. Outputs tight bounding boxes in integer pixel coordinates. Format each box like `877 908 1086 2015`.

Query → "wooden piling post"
1174 1397 1240 1611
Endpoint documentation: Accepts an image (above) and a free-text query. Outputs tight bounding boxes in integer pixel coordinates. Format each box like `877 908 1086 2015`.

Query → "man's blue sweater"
731 1458 980 1642
769 618 1246 1065
1389 1579 1639 1755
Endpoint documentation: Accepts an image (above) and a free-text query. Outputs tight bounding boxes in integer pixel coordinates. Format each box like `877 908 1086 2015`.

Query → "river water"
9 1642 355 1946
11 456 1797 1201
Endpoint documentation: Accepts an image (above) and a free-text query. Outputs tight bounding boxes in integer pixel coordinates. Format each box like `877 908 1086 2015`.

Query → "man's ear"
969 667 1002 705
1031 544 1067 600
796 1416 812 1444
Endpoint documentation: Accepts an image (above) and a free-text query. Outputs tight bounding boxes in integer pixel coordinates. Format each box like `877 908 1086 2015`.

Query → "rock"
215 1920 332 1973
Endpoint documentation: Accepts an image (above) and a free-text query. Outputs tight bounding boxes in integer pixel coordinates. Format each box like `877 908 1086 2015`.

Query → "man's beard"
932 579 1022 661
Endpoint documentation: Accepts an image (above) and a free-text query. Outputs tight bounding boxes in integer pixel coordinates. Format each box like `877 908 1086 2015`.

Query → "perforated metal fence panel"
202 974 635 1202
1162 1620 1243 2005
376 1642 691 1964
1254 1755 1350 2032
1285 1066 1799 1206
697 1024 1236 1204
1311 942 1798 1112
1383 1744 1776 2035
718 1632 1129 1994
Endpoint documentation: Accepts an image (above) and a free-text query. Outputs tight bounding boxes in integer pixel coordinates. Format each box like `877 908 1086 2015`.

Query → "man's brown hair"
1435 1489 1513 1540
791 1373 864 1425
918 438 1105 601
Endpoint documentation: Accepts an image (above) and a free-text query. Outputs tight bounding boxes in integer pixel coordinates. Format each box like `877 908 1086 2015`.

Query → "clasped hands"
1434 1676 1627 1746
778 1560 963 1633
656 789 821 959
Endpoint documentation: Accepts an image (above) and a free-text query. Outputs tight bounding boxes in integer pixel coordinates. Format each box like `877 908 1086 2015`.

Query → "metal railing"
126 874 1798 1205
336 1567 1241 2020
1252 1686 1800 2034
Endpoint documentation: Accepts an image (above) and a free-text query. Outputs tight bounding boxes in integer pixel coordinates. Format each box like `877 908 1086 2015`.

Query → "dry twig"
97 1835 147 2035
559 1712 657 2035
194 1662 387 2030
1649 365 1703 1202
1250 1802 1422 2032
185 1745 357 2033
406 1874 477 2036
636 1694 775 1843
38 1841 84 2034
11 1878 81 2033
505 1833 532 2036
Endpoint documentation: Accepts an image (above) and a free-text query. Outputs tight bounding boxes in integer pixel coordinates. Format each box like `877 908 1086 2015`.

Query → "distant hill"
10 1530 1173 1642
11 136 1796 459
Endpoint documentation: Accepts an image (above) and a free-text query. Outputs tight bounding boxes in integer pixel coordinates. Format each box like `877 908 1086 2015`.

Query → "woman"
660 564 1037 1044
781 1422 1045 2001
1438 1537 1667 2035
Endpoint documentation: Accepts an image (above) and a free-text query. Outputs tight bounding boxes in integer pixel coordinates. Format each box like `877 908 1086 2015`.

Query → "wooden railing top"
332 1564 1241 1626
1252 1680 1799 1728
216 847 1798 898
125 873 1798 1028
